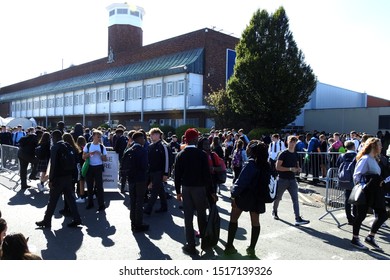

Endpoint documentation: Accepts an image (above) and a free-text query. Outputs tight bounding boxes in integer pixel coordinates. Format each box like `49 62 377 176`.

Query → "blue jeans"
273 177 301 220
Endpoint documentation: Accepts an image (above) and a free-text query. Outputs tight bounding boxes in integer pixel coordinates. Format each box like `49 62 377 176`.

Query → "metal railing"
0 144 21 189
319 167 345 226
297 151 342 180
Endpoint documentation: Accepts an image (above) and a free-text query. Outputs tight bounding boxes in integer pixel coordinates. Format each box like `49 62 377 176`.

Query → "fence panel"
319 167 345 226
297 151 341 180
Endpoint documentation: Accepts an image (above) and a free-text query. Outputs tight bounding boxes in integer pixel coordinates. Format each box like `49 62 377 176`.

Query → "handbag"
201 204 221 251
81 157 90 178
348 182 367 205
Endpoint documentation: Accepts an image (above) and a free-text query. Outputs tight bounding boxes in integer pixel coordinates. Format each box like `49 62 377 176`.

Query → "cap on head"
184 128 199 143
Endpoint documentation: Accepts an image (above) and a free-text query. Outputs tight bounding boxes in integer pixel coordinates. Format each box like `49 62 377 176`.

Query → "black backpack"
58 142 76 172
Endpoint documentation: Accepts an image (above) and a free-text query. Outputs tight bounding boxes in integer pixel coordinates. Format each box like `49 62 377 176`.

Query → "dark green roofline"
0 48 204 102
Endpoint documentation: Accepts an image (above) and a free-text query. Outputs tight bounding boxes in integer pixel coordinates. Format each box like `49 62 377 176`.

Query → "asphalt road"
0 170 389 261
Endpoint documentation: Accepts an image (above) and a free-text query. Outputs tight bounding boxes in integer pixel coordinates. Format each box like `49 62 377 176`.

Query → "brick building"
0 3 238 129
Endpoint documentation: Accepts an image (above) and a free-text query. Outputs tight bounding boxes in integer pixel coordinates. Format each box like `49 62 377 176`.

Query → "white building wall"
290 82 367 127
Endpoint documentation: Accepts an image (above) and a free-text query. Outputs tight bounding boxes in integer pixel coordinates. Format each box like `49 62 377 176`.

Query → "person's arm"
353 157 369 184
101 145 108 162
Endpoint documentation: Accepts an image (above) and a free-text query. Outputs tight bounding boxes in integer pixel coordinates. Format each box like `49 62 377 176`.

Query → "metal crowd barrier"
0 144 21 188
297 151 341 180
319 167 345 226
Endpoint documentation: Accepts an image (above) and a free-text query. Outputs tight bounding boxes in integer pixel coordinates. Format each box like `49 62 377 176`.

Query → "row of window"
109 8 142 19
12 81 186 110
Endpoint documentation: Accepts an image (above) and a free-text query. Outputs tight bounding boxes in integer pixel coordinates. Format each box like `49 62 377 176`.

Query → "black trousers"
43 175 81 223
129 181 147 226
85 165 105 207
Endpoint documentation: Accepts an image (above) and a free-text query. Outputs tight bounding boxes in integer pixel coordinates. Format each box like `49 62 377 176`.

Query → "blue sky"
0 0 389 100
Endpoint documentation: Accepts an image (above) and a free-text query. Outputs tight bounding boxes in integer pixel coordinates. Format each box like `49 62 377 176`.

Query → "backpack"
338 153 356 187
232 149 242 167
58 142 76 172
211 152 227 184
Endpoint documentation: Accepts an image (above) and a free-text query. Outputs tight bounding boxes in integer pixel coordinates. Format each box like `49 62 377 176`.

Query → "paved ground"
1 169 390 260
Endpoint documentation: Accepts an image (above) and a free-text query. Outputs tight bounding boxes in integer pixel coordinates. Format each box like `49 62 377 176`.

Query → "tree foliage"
221 7 316 130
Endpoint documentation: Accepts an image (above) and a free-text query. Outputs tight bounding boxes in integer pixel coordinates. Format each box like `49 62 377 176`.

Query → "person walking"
350 137 388 251
174 128 215 255
272 136 310 226
144 128 170 215
17 127 39 189
224 140 271 258
35 130 82 228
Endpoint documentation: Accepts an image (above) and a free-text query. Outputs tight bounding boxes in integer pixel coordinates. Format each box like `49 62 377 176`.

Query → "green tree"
226 7 316 130
205 88 245 129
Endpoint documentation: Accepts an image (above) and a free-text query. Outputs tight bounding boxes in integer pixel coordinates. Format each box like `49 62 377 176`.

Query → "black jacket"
17 134 38 160
122 143 148 183
174 146 212 194
148 140 170 176
49 140 73 182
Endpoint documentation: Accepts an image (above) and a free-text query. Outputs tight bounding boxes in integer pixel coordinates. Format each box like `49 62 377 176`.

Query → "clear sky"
0 0 389 100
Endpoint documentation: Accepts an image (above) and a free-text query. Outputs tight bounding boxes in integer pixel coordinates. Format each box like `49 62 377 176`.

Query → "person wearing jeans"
272 136 310 226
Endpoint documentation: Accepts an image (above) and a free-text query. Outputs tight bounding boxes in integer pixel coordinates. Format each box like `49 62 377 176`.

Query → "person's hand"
211 193 218 202
231 198 237 208
177 193 182 202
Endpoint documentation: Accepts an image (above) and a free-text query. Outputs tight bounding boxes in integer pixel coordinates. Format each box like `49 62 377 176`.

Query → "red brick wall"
1 28 238 95
108 24 143 54
367 95 390 107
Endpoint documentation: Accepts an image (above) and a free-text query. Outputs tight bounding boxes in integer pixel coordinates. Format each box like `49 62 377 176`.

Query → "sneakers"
351 237 368 250
295 216 310 226
365 235 383 251
75 197 85 204
272 211 279 220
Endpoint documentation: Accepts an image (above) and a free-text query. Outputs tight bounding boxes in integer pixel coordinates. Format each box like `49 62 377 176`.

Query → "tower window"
117 8 128 14
109 10 115 16
130 10 140 17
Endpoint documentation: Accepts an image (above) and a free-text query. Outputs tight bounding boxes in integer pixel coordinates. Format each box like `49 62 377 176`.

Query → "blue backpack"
337 153 356 188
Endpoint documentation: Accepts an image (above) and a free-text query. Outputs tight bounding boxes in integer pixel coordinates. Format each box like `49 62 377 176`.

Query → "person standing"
225 140 270 257
272 136 310 226
12 125 26 146
268 134 286 174
123 131 149 232
82 130 108 211
336 140 357 225
144 128 170 215
174 128 215 255
35 130 82 228
350 137 388 251
17 127 39 189
0 125 12 145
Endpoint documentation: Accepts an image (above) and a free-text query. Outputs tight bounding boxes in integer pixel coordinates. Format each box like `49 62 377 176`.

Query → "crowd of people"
1 121 390 258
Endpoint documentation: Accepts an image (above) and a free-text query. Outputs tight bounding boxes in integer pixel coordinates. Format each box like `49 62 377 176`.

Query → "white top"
353 154 381 184
83 143 107 166
268 140 286 161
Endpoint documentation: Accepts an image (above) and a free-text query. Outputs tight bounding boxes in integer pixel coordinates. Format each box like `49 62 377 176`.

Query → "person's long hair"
63 133 82 153
1 233 30 260
76 135 87 149
356 137 381 161
246 140 270 171
38 131 51 145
